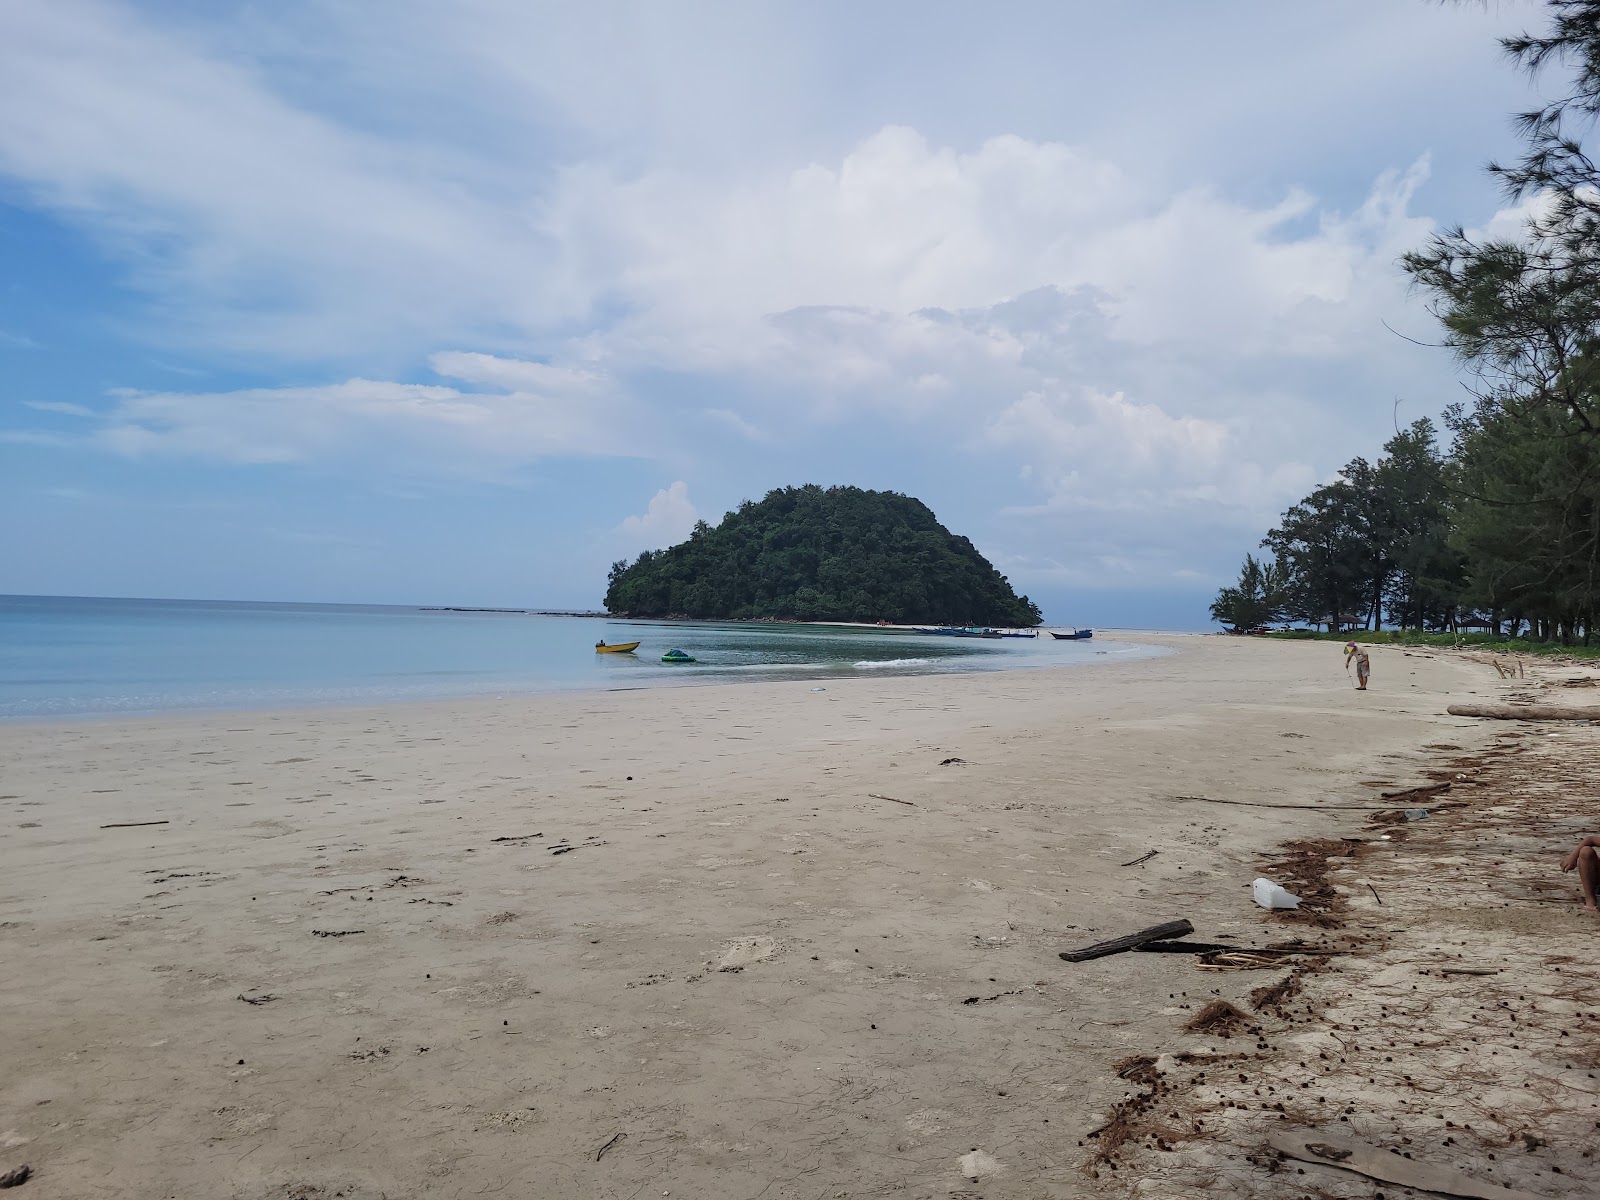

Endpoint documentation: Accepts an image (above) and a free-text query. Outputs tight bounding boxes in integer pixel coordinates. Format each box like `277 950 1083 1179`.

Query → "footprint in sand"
717 936 778 972
958 1150 1004 1181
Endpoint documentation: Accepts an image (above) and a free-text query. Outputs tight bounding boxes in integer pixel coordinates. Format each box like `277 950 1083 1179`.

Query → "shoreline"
0 627 1172 727
0 634 1537 1197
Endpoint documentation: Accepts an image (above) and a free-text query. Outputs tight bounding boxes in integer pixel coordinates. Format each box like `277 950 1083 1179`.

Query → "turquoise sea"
0 595 1161 719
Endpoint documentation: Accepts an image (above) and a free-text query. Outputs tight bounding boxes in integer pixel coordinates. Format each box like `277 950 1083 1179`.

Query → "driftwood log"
1448 703 1600 721
1059 919 1193 962
1378 782 1451 802
1268 1131 1545 1200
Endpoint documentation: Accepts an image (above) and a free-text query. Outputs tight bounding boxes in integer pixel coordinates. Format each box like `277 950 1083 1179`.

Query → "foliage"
1265 628 1600 660
1209 554 1289 630
604 484 1043 626
1215 3 1600 646
1241 421 1462 633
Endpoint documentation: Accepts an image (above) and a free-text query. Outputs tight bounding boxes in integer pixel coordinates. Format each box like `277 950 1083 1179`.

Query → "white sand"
0 635 1491 1198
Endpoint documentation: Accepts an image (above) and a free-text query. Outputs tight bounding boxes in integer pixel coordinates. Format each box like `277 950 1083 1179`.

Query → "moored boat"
1049 629 1093 640
595 640 641 654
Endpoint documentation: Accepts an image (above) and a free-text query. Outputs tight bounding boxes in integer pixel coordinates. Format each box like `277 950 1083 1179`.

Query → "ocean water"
0 595 1161 719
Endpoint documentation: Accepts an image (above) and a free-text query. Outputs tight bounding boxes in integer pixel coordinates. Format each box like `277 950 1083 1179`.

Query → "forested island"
604 485 1042 626
1213 11 1600 647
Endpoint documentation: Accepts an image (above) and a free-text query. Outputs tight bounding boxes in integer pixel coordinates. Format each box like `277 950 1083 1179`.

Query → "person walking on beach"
1344 641 1371 690
1561 836 1600 912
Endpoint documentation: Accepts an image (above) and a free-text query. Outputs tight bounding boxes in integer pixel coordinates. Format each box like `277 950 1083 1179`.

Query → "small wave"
713 662 828 672
852 657 935 669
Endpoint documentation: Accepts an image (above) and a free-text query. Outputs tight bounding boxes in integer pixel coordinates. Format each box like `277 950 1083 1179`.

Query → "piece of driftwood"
1378 782 1451 802
961 988 1024 1005
1134 940 1239 954
1120 850 1158 867
1448 702 1600 721
593 1131 625 1161
0 1165 30 1189
490 832 543 842
99 820 169 829
1060 919 1193 962
867 793 916 806
1198 949 1305 971
1173 795 1395 812
1268 1131 1545 1200
1439 967 1499 977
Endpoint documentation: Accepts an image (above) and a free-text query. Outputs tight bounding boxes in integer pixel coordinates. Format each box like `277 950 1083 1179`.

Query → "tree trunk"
1448 703 1600 721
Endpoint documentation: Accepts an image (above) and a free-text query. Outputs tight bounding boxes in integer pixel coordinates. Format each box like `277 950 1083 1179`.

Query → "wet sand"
0 634 1539 1198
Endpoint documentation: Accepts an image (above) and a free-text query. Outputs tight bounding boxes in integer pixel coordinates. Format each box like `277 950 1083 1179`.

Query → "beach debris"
550 837 607 856
1113 1054 1160 1085
1267 1131 1545 1200
1173 794 1397 812
1059 918 1193 962
1120 849 1159 867
593 1131 626 1162
490 833 543 843
311 929 365 938
237 993 278 1005
939 757 966 766
1134 939 1238 954
99 820 169 829
1439 967 1500 977
1403 807 1429 821
1448 702 1600 720
1197 949 1297 971
868 793 916 806
810 687 826 692
1252 877 1300 910
1379 781 1451 802
1249 972 1302 1014
1183 999 1250 1036
1366 882 1382 904
0 1165 30 1188
961 987 1025 1005
383 874 423 888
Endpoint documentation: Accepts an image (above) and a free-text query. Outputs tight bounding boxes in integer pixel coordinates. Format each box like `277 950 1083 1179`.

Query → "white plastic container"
1252 877 1301 910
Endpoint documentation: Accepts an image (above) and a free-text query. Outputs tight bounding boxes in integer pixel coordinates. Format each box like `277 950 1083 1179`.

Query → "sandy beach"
2 634 1594 1198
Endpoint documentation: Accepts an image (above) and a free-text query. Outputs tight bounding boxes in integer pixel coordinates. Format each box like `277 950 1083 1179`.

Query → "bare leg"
1579 846 1600 912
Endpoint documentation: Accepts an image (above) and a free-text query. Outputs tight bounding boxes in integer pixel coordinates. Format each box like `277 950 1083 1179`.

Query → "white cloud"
0 1 1531 597
0 0 552 359
616 481 699 552
703 408 768 441
92 354 640 473
0 328 41 350
24 401 95 416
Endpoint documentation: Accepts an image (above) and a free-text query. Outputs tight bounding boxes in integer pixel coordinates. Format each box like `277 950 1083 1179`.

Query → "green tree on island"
605 485 1042 627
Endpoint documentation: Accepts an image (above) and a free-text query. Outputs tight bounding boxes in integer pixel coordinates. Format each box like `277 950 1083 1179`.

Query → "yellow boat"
595 640 640 654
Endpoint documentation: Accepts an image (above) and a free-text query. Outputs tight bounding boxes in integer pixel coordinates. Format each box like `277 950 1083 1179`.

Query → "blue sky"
0 1 1550 626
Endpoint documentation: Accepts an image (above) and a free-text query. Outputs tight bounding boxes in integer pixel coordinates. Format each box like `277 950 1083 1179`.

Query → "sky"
0 0 1556 626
